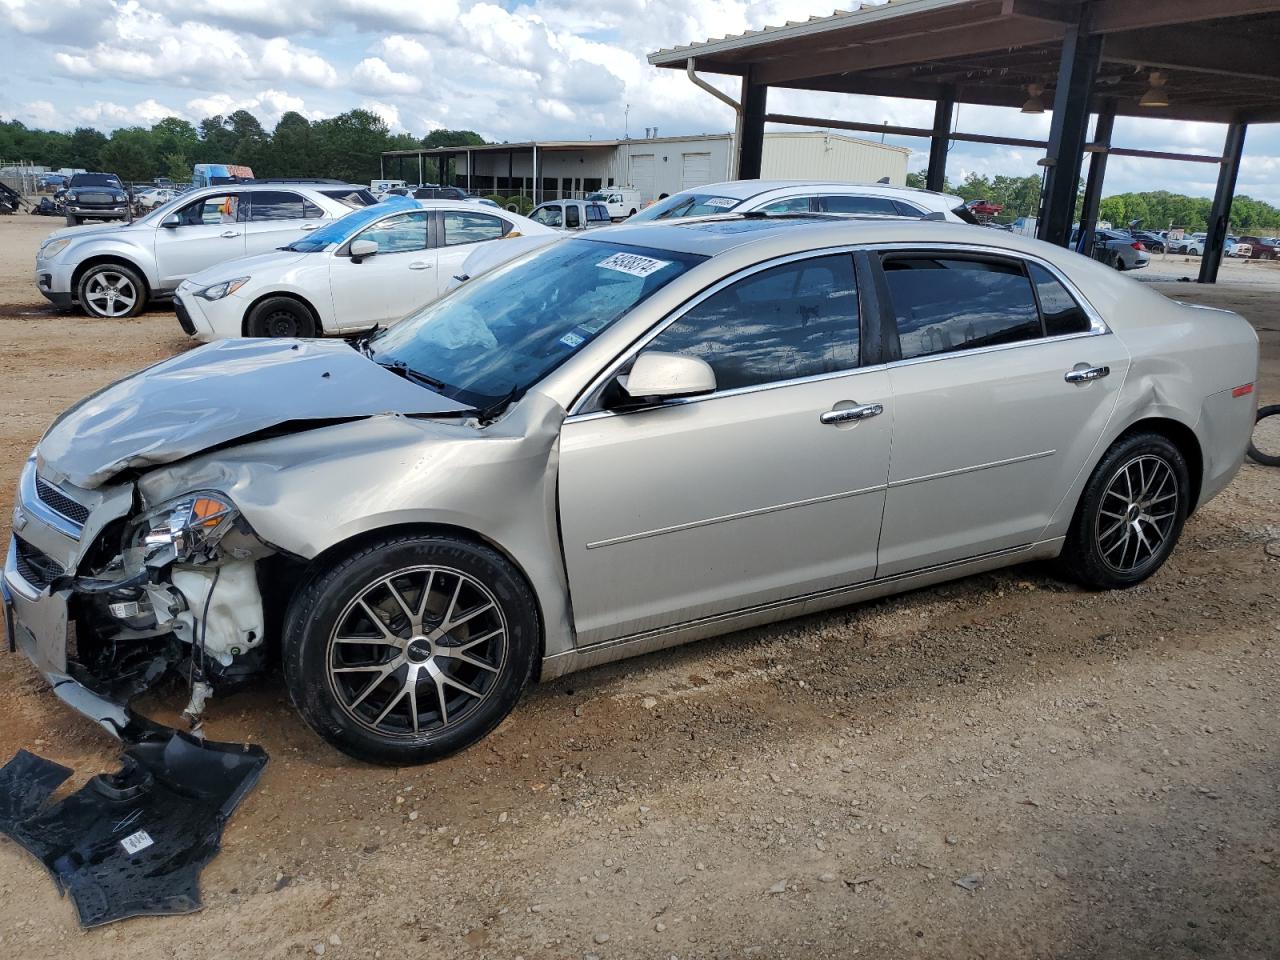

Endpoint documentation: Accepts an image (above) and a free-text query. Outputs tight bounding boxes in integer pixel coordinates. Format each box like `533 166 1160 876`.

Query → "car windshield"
368 239 706 408
283 196 418 252
628 192 741 222
585 192 608 201
71 174 120 189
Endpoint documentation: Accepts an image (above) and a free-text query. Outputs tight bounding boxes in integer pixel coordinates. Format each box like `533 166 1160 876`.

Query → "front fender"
135 392 576 659
64 233 158 289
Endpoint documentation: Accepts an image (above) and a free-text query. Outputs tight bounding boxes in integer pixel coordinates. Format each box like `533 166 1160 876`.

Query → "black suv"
64 173 129 225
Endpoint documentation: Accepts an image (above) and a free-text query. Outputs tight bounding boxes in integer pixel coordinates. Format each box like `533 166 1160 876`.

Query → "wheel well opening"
298 523 548 671
241 292 320 336
1118 418 1204 512
71 256 151 302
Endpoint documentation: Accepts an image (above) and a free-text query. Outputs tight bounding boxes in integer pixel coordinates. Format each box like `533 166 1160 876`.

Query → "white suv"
34 181 377 318
628 179 973 223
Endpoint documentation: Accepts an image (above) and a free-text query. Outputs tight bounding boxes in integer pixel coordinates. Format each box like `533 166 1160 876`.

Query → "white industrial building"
381 131 910 204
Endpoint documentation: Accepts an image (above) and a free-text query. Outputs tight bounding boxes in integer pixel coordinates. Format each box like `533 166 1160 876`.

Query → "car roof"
671 179 960 203
580 213 1057 259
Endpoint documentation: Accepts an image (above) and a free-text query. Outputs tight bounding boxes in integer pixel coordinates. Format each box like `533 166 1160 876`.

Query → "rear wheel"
245 296 317 338
283 534 539 765
76 262 146 319
1059 432 1190 589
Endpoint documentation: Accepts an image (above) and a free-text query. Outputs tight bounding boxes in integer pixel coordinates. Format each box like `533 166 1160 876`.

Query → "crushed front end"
4 456 276 734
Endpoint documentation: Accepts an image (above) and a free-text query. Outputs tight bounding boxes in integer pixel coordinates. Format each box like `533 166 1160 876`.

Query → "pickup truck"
528 199 612 231
1239 236 1278 260
965 198 1004 218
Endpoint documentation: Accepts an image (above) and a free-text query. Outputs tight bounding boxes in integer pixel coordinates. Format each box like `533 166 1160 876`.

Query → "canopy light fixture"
1021 83 1045 114
1140 71 1169 108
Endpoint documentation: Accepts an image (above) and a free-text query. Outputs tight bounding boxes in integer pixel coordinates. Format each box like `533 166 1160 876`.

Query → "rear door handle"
220 230 240 239
1064 365 1110 383
408 261 433 270
820 403 883 425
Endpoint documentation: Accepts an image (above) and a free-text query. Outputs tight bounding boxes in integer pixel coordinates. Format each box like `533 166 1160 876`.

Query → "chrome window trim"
565 240 1107 421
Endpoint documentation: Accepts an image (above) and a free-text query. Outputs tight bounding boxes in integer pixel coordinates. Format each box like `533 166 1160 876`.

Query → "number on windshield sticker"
596 253 672 278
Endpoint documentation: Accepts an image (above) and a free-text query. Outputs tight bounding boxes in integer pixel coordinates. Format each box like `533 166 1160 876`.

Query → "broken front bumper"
4 539 130 735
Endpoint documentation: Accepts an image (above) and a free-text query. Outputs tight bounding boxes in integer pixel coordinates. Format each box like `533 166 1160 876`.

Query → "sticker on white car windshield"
120 829 154 855
559 331 586 348
703 197 736 208
597 253 671 278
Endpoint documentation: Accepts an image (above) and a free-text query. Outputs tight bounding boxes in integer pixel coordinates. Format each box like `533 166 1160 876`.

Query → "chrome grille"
35 477 90 526
13 538 64 590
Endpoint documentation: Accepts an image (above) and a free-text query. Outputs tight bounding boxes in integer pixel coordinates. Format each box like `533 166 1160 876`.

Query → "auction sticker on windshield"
703 197 736 208
597 253 671 278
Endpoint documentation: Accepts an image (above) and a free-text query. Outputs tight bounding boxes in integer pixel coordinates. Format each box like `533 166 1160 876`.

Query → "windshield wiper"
376 358 450 392
477 384 520 425
353 324 382 357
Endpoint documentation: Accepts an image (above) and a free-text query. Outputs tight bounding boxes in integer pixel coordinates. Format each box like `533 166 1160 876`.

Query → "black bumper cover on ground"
0 717 267 927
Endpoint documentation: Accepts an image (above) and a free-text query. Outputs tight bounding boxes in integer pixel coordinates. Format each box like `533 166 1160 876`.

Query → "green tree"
68 127 108 169
100 128 156 183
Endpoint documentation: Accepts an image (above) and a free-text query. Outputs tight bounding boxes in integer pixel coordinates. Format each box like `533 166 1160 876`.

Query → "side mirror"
350 239 378 263
610 351 716 408
161 214 181 228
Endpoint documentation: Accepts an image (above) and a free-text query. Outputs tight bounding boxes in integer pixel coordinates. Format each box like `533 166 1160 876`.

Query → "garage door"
630 154 655 202
680 152 712 192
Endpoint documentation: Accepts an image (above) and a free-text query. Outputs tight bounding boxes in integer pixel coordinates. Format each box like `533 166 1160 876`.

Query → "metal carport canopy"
648 0 1280 282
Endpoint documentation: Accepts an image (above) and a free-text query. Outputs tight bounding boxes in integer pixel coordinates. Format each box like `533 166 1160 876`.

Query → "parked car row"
8 198 1260 765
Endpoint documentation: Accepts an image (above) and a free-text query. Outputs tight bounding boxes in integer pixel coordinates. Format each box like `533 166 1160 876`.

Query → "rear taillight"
1132 241 1145 251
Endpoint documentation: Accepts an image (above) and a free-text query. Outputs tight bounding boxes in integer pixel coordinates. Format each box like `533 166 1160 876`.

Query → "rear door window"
645 254 860 391
821 195 900 216
881 255 1042 360
442 211 509 246
247 191 306 221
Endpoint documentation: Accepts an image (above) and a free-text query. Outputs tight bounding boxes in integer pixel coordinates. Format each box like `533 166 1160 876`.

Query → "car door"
433 210 512 298
327 210 435 329
242 190 325 256
873 251 1130 577
153 192 247 289
558 252 893 646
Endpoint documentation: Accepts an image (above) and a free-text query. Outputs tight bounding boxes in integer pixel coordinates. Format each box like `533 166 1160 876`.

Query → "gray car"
5 216 1259 764
34 181 376 318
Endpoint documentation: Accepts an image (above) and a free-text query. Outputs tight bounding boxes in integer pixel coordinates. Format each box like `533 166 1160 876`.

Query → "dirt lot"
0 212 1276 959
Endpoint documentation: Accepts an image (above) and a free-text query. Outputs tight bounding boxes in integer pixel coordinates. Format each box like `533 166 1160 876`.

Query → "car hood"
47 219 148 243
186 250 313 287
37 338 470 489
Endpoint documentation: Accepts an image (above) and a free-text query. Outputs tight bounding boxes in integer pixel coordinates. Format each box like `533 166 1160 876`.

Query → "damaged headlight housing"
130 492 238 564
196 277 249 301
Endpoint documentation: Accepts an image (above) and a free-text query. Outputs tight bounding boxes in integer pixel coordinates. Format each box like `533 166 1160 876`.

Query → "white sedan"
174 197 554 339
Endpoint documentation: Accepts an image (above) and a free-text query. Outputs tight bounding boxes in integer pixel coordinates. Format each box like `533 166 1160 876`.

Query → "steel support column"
1199 122 1247 284
1078 100 1115 256
926 88 955 192
738 69 768 180
1037 8 1101 247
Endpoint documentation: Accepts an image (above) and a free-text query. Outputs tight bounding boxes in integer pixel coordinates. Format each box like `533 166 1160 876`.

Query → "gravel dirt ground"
0 212 1276 959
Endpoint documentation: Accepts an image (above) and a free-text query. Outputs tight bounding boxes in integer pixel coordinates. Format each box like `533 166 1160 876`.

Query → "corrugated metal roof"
647 0 976 64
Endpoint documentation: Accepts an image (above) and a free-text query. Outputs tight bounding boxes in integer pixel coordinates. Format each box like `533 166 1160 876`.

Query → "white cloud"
351 58 422 95
360 99 404 132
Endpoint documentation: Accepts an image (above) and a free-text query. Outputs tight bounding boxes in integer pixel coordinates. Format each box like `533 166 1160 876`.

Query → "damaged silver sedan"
4 216 1259 764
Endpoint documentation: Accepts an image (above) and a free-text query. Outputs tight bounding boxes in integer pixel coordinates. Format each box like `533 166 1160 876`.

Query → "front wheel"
76 262 146 318
245 296 317 338
1059 432 1190 589
283 534 540 765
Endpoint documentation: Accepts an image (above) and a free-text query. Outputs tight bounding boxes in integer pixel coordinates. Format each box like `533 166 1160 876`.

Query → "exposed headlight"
40 238 72 258
65 191 78 201
196 277 250 301
129 492 238 564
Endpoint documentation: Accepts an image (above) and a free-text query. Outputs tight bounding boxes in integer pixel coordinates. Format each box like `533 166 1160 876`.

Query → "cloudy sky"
3 0 1278 205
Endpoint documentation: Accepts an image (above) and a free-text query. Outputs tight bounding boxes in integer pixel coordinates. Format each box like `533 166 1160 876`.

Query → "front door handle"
408 261 434 270
220 230 240 239
820 402 883 425
1064 364 1110 383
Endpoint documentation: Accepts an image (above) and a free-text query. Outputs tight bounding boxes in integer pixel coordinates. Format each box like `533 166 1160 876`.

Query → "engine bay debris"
0 715 266 927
